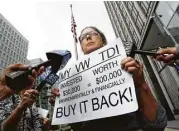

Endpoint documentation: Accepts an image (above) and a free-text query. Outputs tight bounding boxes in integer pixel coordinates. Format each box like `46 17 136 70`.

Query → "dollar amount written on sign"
96 69 122 85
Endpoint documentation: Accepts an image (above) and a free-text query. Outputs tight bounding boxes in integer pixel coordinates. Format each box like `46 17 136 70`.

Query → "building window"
10 50 13 56
136 17 144 34
0 43 3 49
4 46 7 53
10 36 13 41
8 48 10 53
9 27 11 32
1 28 4 33
0 50 1 57
8 33 10 39
167 6 179 43
0 19 2 25
9 42 12 48
131 8 138 21
14 46 17 52
3 53 5 60
0 34 2 40
4 31 7 36
156 1 175 27
13 38 15 43
9 58 12 63
3 22 5 27
12 43 14 50
126 2 133 13
2 37 5 42
133 31 139 44
6 39 9 45
6 25 9 30
16 40 18 46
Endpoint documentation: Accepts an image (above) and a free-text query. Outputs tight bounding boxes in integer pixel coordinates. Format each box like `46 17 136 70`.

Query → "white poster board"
52 38 138 125
38 108 49 118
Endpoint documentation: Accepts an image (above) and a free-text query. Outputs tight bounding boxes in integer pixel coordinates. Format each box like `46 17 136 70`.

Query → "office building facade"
0 13 28 74
104 1 179 119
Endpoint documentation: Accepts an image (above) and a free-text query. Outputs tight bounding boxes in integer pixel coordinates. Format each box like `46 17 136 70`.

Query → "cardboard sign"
52 38 138 125
38 108 49 118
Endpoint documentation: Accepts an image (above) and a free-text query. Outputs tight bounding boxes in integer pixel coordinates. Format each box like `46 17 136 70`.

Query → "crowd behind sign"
52 38 138 125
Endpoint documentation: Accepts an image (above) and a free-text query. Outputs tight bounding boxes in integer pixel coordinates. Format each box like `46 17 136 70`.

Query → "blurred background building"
104 1 179 120
0 13 28 74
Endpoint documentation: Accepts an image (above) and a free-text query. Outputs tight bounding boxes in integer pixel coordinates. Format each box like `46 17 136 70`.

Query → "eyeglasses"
79 31 99 43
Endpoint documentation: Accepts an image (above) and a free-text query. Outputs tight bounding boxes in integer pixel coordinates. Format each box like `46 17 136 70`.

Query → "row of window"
0 44 26 58
106 1 147 45
0 35 28 53
0 19 28 47
105 2 123 41
107 2 125 40
0 27 28 48
0 57 26 69
0 52 25 64
112 2 129 42
106 5 120 38
124 1 145 35
114 2 139 44
0 55 26 66
137 1 152 18
107 2 132 43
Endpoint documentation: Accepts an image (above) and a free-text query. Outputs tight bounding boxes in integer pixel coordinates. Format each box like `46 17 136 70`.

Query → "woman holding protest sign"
50 26 167 131
0 63 50 131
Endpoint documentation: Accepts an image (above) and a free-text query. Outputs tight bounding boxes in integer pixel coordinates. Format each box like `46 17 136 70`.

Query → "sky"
0 0 115 64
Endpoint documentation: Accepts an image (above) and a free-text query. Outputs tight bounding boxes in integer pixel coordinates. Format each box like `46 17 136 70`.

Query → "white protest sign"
38 108 49 118
52 38 138 125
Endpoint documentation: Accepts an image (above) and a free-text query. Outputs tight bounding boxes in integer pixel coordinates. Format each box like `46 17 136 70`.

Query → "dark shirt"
0 94 43 131
70 89 167 131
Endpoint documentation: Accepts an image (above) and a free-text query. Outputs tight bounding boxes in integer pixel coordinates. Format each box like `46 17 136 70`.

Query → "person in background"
0 63 49 131
155 46 179 65
50 26 167 131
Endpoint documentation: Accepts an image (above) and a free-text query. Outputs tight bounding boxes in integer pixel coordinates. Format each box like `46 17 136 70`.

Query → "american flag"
71 4 78 43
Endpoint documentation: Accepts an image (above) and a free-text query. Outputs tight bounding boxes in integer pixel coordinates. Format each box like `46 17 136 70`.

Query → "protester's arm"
121 57 167 127
49 87 60 106
141 104 167 131
2 89 39 131
0 63 44 131
42 118 51 131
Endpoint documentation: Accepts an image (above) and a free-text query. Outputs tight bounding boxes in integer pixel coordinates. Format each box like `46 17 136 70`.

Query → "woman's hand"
49 88 60 106
18 89 39 110
121 57 145 87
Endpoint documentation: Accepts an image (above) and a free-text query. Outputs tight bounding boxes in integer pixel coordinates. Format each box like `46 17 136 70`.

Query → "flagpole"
70 4 78 61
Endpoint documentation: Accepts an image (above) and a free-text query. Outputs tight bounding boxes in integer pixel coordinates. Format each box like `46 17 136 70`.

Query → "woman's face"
79 28 104 54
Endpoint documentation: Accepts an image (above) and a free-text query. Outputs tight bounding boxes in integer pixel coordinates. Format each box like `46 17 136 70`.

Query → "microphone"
5 50 71 92
132 50 158 56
